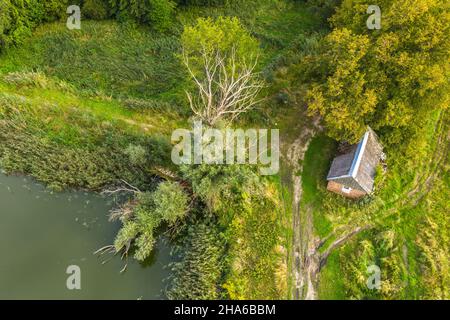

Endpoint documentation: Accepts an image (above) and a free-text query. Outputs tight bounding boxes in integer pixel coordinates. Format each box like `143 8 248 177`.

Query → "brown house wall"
327 181 367 199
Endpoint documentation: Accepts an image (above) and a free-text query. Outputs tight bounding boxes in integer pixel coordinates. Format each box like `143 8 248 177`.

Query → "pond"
0 173 173 300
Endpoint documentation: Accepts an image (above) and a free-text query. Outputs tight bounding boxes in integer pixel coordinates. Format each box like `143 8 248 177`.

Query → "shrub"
40 0 69 22
108 0 176 31
113 181 189 261
0 0 70 50
0 0 38 48
124 144 147 167
180 164 261 214
82 0 109 20
152 181 189 224
148 0 176 32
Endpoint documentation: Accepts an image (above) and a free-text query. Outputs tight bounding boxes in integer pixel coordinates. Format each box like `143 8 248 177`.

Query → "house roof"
327 128 383 193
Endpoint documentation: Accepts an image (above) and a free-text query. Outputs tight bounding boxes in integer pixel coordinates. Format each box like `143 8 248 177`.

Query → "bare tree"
183 46 265 126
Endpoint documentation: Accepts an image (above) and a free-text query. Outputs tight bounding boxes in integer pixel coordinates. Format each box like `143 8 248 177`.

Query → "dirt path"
281 115 321 300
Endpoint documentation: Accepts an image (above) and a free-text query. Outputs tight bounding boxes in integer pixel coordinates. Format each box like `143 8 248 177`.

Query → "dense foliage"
114 181 189 261
178 163 285 299
107 0 176 31
304 0 449 149
0 0 68 48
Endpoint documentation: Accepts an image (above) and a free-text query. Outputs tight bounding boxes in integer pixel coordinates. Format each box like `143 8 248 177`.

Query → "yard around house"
302 111 449 300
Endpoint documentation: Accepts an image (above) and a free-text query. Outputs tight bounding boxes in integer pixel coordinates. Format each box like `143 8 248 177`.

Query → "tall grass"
0 21 186 103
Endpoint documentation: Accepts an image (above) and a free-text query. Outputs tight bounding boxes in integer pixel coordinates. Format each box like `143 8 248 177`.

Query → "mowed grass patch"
301 134 337 238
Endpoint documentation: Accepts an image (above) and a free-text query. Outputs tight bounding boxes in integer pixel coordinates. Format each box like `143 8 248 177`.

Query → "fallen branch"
101 180 141 196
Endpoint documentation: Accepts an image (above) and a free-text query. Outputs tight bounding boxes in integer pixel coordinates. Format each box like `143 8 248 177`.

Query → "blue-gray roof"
327 129 383 193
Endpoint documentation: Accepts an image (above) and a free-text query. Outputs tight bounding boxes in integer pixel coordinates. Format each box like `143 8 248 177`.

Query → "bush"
124 144 147 167
148 0 176 32
108 0 176 31
175 0 226 6
113 181 189 262
152 181 189 224
40 0 69 22
0 0 69 50
180 164 261 214
0 0 38 48
83 0 109 20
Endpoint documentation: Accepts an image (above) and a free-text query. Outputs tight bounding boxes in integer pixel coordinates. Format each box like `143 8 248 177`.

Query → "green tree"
305 0 449 147
112 181 188 261
148 0 176 32
153 180 189 224
83 0 109 20
180 164 260 214
0 0 69 49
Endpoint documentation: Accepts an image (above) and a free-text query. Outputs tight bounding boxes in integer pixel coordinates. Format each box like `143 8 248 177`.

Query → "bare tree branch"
183 45 264 125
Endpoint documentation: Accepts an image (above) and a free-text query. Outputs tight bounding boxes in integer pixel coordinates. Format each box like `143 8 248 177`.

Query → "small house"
327 128 383 199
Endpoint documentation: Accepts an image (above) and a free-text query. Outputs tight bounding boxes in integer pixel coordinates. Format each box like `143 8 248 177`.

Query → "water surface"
0 173 172 300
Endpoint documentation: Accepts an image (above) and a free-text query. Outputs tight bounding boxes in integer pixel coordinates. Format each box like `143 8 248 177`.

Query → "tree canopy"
305 0 449 146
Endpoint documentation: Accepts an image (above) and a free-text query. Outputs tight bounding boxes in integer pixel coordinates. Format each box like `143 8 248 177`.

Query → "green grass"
223 180 287 300
0 70 180 191
0 2 321 103
318 250 346 300
301 134 337 238
277 175 295 299
0 21 186 103
300 134 347 299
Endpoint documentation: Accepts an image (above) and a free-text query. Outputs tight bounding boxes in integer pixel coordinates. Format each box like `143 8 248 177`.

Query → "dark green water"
0 173 172 300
